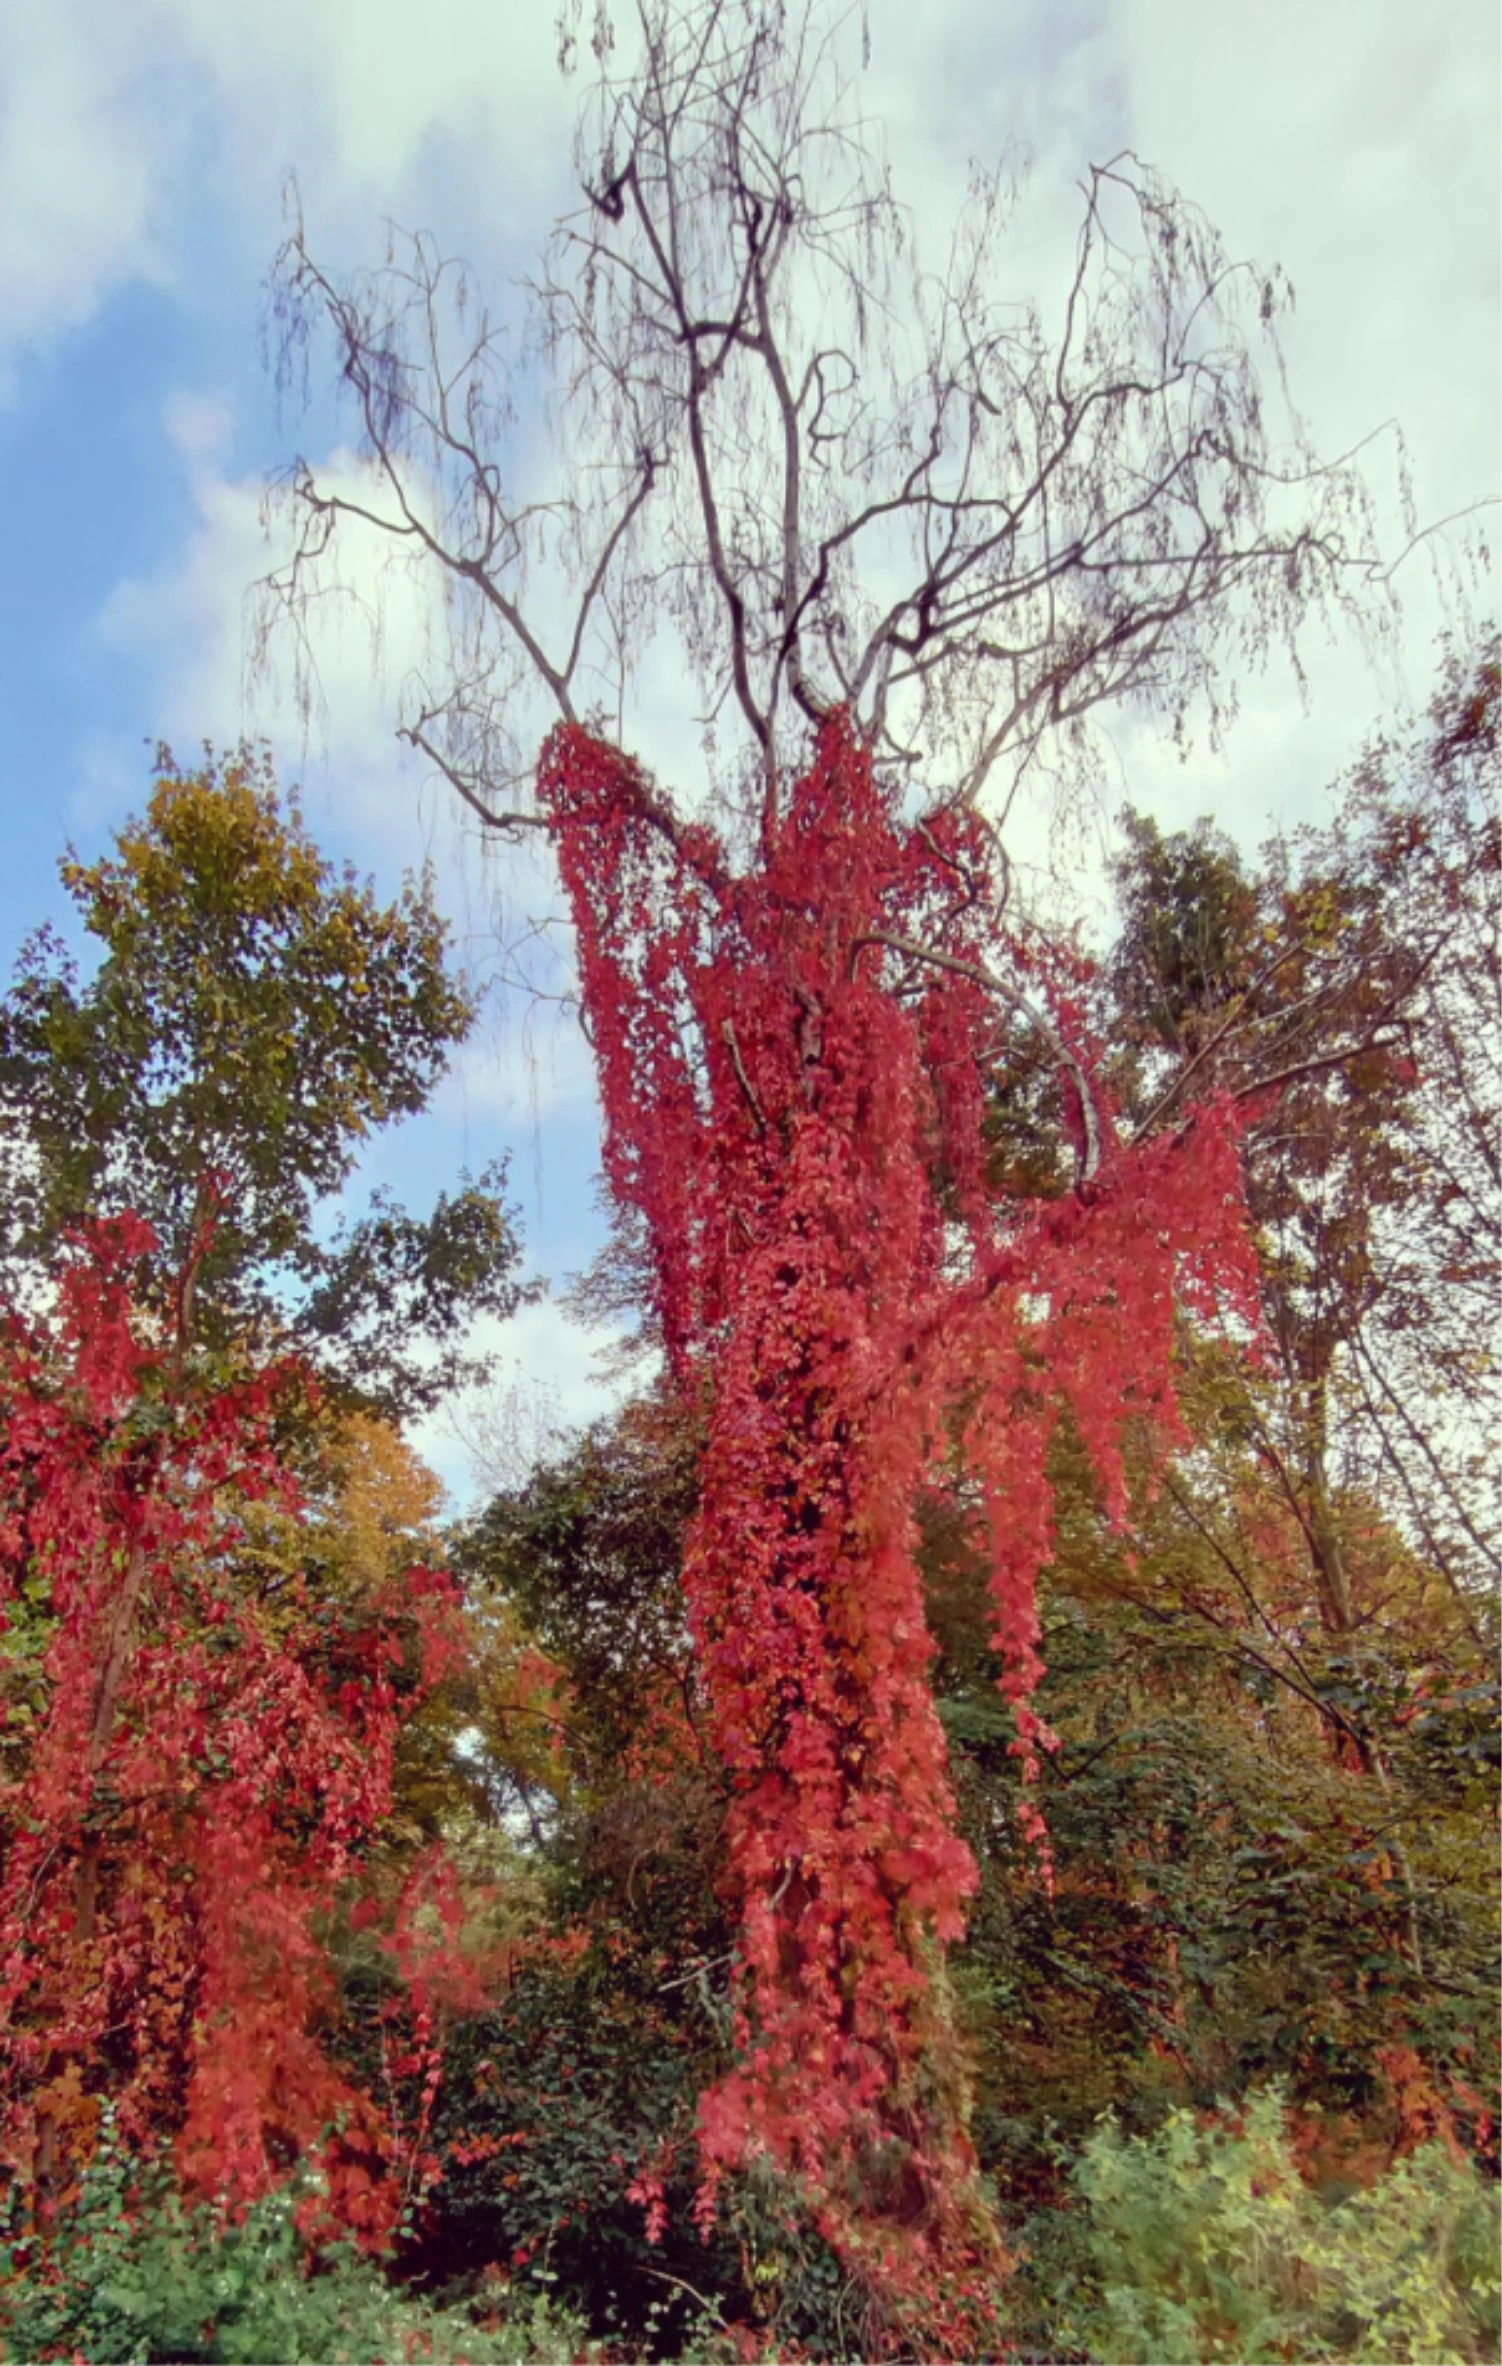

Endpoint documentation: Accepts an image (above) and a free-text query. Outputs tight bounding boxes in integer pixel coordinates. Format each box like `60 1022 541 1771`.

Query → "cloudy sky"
1 0 1496 1498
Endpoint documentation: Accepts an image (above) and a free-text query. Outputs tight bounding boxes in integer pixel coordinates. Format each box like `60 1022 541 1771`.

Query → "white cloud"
415 1294 638 1507
82 0 1498 1026
51 0 1502 1490
0 0 575 378
432 996 598 1130
1111 0 1497 526
84 1 1497 846
859 0 1498 848
89 417 600 1038
163 390 235 459
97 432 474 851
0 2 178 372
1095 0 1498 835
160 0 571 225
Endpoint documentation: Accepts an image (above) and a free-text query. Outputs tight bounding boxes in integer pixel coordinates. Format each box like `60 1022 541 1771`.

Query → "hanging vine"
0 1211 469 2239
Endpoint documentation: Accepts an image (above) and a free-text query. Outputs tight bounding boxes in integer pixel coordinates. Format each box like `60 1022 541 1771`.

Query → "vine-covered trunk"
680 917 990 2294
541 713 1259 2339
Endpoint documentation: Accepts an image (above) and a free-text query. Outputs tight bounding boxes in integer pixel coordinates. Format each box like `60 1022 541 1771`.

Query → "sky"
1 0 1497 1502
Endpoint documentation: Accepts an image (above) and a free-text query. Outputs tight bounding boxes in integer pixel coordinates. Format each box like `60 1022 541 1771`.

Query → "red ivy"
0 1215 466 2238
540 713 1260 2334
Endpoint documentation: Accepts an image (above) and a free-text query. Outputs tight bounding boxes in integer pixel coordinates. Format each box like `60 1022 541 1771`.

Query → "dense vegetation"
1 0 1497 2349
0 638 1494 2363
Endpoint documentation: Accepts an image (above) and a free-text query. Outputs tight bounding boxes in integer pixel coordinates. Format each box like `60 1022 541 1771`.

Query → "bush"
0 2118 595 2365
1049 2086 1499 2364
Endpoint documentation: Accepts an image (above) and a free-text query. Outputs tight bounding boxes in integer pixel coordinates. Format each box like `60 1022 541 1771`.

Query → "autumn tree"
0 1212 477 2227
261 0 1413 2337
0 746 528 1416
0 759 545 2243
1109 633 1500 1653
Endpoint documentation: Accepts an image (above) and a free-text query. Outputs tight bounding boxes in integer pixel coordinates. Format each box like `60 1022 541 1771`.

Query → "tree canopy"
0 746 530 1414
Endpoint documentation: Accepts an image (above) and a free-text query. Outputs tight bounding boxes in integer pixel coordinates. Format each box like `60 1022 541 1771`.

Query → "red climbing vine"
0 1210 467 2238
540 711 1261 2333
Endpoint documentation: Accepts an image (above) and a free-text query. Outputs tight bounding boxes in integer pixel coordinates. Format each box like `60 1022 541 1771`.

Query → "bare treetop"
264 0 1393 848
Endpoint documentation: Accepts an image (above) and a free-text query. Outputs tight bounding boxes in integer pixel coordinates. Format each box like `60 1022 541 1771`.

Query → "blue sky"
1 0 1497 1500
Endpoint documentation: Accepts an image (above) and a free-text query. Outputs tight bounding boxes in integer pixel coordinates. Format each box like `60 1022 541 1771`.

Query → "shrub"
1053 2085 1499 2364
0 2117 595 2365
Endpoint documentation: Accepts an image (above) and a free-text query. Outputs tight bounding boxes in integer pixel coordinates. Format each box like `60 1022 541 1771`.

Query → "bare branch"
259 2 1402 844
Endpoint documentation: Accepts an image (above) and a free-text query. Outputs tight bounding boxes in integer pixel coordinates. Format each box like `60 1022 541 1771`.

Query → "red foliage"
540 713 1259 2330
0 1215 466 2235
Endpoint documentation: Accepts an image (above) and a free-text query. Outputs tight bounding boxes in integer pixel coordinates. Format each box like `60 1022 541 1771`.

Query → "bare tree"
261 0 1395 861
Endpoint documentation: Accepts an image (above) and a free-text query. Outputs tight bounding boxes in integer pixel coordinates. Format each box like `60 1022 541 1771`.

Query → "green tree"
0 744 529 1414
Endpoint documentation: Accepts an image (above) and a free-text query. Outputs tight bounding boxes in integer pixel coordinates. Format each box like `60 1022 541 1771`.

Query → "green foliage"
402 1950 712 2341
1038 2087 1500 2365
400 1954 868 2362
948 1574 1498 2193
298 1175 533 1415
0 2118 595 2364
427 1371 1498 2355
1109 808 1261 1052
432 1408 958 2357
6 682 1487 2357
454 1397 700 1767
918 1353 1499 2203
0 745 528 1412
